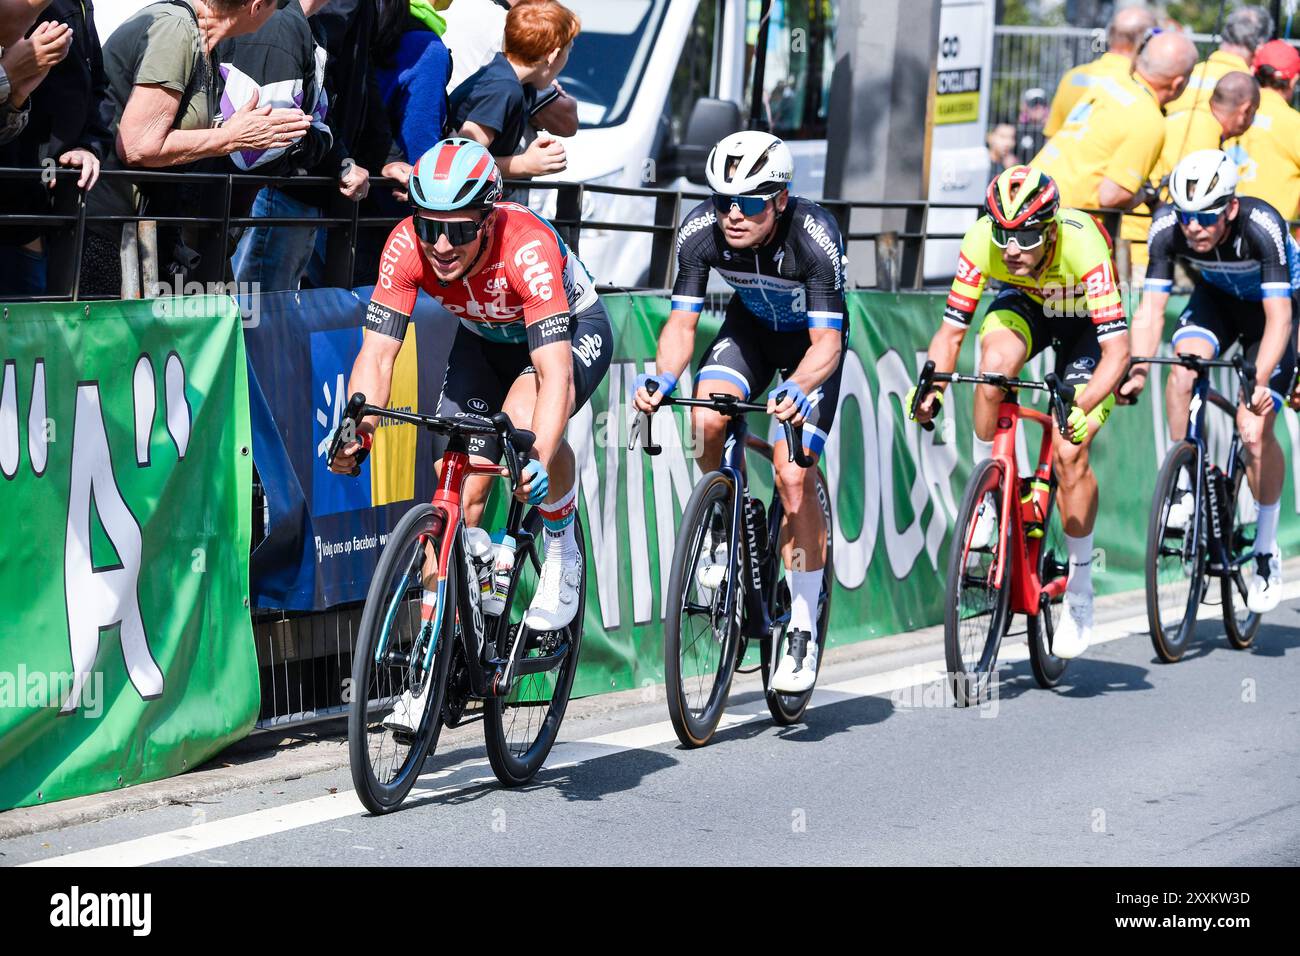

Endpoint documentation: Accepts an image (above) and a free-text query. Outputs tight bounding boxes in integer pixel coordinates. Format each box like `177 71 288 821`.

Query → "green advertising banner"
561 290 1300 698
0 297 256 810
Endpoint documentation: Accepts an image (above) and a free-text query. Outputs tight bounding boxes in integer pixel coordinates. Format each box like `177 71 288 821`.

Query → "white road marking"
23 580 1298 868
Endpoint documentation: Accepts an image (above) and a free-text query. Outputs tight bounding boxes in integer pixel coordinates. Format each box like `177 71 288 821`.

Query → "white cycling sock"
539 484 579 563
1066 532 1094 597
1256 501 1281 558
973 434 994 462
789 569 821 642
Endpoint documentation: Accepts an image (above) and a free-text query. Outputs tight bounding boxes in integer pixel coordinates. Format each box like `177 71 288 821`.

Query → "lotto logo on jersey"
512 239 555 301
955 253 982 287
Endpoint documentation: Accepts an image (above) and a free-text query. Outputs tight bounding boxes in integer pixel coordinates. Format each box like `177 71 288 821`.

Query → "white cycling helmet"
705 130 794 195
1169 149 1239 212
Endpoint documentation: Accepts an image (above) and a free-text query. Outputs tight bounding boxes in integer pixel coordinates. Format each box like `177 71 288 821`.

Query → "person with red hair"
448 0 580 183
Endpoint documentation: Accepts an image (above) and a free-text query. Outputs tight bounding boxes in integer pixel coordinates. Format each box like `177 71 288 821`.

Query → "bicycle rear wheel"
349 504 457 814
945 457 1012 707
764 470 835 725
1146 441 1205 662
664 471 742 747
484 509 587 787
1221 461 1261 649
1027 482 1068 688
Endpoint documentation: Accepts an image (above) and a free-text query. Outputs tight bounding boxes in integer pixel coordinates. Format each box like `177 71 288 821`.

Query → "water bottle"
463 526 495 609
486 531 517 616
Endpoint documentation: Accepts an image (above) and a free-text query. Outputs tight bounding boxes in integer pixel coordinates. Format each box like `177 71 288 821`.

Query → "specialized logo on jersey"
379 224 417 291
513 239 555 301
711 340 730 361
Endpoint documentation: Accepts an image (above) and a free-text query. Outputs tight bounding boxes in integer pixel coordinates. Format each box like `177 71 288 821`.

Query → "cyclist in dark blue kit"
631 130 848 693
1124 149 1300 615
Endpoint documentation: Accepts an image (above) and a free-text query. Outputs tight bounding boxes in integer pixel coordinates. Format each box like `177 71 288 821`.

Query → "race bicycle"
1134 353 1260 661
629 386 833 746
911 361 1078 706
329 394 586 812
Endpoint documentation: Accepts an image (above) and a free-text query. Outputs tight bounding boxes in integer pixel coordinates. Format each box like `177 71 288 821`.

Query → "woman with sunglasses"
908 164 1131 660
330 136 612 634
630 129 847 695
1123 148 1299 616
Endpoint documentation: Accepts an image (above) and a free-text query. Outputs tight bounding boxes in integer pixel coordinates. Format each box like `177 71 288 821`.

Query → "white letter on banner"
62 383 164 712
29 359 48 475
164 353 191 459
651 363 702 618
570 374 622 629
914 352 960 569
617 362 654 623
1 359 17 478
133 354 155 466
824 350 879 589
877 350 925 578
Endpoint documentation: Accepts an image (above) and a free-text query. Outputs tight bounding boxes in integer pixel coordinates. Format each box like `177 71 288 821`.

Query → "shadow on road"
995 656 1154 702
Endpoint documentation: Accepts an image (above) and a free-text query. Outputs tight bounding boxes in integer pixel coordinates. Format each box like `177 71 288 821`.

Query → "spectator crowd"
0 0 581 297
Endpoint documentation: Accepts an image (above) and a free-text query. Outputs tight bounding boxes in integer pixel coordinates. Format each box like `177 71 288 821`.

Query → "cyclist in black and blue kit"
631 130 848 693
1124 149 1300 615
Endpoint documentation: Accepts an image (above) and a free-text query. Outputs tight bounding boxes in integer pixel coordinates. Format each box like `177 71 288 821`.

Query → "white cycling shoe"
1247 554 1282 614
771 629 819 694
1165 490 1192 532
524 552 583 632
696 540 729 592
1051 589 1093 660
965 496 999 570
382 683 429 735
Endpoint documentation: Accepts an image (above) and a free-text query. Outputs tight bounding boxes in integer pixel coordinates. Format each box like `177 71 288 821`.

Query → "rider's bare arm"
786 326 843 395
330 330 403 474
1253 296 1293 414
632 308 700 413
1078 331 1131 414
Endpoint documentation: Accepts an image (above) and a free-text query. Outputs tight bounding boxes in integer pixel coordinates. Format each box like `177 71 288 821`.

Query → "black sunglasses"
413 214 485 247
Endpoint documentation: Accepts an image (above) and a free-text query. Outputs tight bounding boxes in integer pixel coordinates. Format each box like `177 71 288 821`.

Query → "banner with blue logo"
245 288 456 610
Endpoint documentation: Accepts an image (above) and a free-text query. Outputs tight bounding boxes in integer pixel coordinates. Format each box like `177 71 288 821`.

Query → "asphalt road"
4 589 1299 867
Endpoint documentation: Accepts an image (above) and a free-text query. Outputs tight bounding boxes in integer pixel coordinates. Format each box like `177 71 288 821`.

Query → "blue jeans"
0 246 47 296
232 188 325 292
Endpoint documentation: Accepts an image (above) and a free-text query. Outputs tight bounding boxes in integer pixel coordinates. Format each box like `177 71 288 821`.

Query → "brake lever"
912 359 937 433
327 392 369 477
782 420 815 467
628 378 663 455
1045 373 1076 439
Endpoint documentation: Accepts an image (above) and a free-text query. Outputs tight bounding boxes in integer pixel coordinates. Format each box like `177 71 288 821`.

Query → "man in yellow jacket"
1237 39 1300 220
1166 4 1272 115
1044 5 1156 138
1034 31 1197 212
1123 72 1259 272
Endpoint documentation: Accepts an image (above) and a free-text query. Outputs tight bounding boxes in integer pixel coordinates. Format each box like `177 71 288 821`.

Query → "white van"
539 0 839 288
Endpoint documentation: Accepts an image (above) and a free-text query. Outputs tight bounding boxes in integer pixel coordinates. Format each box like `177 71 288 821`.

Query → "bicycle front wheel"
664 471 742 747
484 509 587 787
1221 460 1261 649
349 504 457 814
1145 441 1205 662
1026 482 1068 688
945 457 1012 707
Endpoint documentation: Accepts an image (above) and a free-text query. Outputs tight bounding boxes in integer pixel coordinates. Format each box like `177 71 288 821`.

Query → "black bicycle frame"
1182 373 1250 577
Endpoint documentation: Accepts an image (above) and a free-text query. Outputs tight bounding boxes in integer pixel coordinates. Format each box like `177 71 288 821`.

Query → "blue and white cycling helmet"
409 138 503 211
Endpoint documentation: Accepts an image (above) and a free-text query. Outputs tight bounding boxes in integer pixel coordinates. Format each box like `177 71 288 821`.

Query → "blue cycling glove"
521 459 549 506
769 380 815 418
631 371 678 399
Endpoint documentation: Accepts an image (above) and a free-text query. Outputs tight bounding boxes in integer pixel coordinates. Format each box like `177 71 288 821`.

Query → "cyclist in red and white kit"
330 137 612 635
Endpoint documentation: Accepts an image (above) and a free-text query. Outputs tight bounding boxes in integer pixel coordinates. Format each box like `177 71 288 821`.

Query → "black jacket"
214 0 333 177
0 0 113 245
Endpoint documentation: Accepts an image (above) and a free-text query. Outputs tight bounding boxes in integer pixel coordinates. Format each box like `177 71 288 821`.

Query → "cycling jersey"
944 209 1127 341
1145 196 1300 301
1033 70 1164 209
670 196 847 332
1235 87 1300 220
366 201 598 349
1044 52 1133 139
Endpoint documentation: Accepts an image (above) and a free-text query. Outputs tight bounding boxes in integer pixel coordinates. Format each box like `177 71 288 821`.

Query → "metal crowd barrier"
0 164 1147 729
